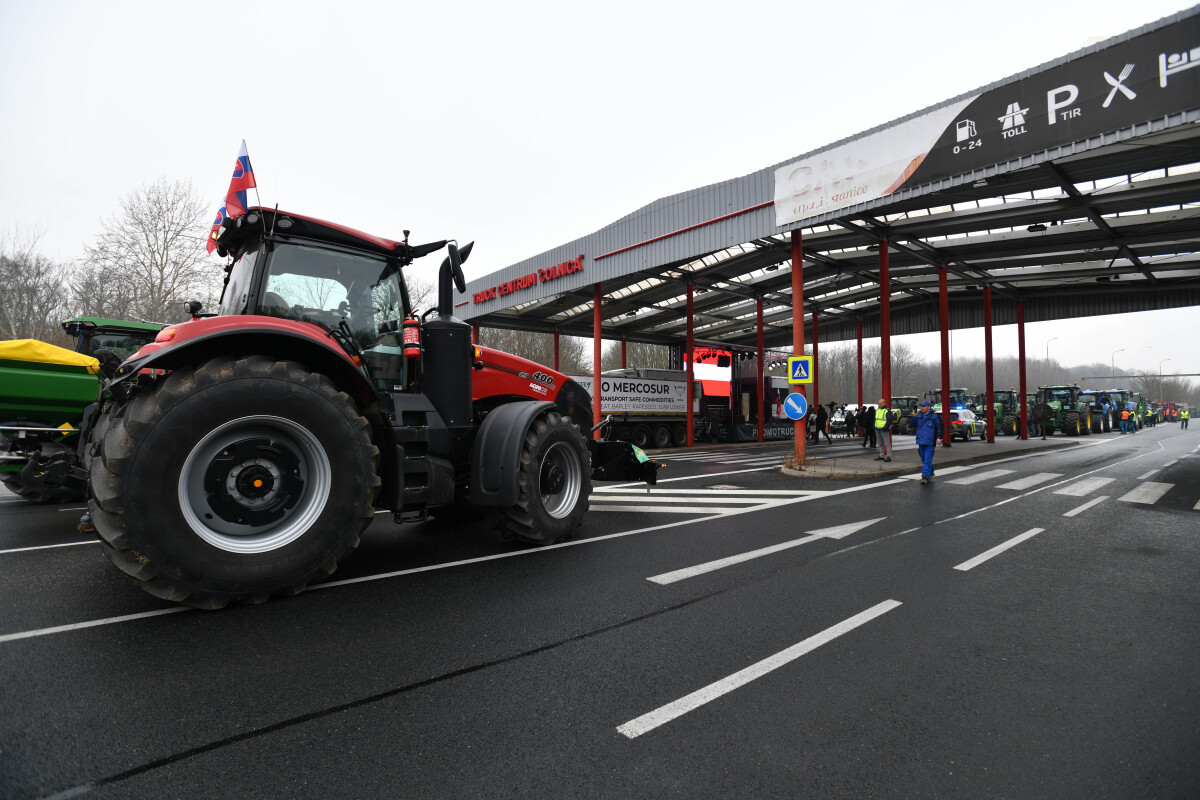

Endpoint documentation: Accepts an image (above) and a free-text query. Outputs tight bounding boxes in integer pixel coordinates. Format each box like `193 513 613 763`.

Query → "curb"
779 438 1081 480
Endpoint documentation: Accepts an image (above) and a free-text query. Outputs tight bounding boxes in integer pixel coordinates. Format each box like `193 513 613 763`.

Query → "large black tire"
1062 411 1081 436
88 356 380 609
651 424 672 449
1091 413 1104 434
1081 412 1092 435
897 416 911 435
671 423 687 447
1000 414 1017 436
495 410 590 545
630 425 651 449
1 470 80 504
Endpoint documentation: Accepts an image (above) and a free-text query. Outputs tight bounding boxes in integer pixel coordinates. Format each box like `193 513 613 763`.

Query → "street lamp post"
1045 337 1058 364
1159 358 1171 401
1111 348 1125 382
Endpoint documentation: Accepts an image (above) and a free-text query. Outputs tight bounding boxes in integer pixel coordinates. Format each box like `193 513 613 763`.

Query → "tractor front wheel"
496 410 590 545
88 356 379 609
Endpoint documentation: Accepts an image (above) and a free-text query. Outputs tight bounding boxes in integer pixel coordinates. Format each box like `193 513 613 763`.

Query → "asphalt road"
2 425 1198 799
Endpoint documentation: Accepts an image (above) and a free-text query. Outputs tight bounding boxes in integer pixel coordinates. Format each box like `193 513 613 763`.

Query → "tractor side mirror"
447 244 466 294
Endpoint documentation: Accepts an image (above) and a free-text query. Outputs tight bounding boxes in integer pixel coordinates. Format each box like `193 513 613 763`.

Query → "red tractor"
86 208 657 608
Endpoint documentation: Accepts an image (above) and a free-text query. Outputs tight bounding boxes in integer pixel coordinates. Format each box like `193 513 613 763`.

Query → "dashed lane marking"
646 518 886 585
616 599 902 739
0 540 98 556
1137 469 1161 480
590 505 751 515
1063 496 1109 517
954 528 1044 572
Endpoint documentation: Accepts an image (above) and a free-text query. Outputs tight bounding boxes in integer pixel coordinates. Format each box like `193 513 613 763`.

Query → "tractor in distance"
84 208 659 609
1 317 162 502
1078 389 1117 433
926 387 972 414
990 388 1022 436
889 396 919 435
1033 384 1093 436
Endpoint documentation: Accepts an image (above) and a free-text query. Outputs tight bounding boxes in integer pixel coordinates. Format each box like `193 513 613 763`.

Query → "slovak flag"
207 140 257 253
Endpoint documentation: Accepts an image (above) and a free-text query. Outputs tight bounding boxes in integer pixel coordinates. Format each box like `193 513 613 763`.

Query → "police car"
949 409 987 441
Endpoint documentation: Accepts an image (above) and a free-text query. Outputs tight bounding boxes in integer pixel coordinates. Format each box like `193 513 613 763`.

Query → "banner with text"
569 376 688 414
774 14 1200 227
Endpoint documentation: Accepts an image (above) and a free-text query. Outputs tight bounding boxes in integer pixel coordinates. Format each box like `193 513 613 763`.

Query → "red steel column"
880 241 892 406
756 297 764 443
984 286 995 443
554 328 560 371
856 319 863 406
1018 300 1028 440
812 307 820 410
686 283 695 447
592 283 602 439
791 231 806 467
939 265 952 447
472 324 479 346
621 336 627 369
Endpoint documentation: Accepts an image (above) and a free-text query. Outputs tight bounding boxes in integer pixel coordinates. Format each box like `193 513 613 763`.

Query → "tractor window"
262 242 407 389
219 247 259 316
87 332 156 361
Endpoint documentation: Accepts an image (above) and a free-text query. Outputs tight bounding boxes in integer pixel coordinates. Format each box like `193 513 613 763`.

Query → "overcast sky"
1 0 1196 375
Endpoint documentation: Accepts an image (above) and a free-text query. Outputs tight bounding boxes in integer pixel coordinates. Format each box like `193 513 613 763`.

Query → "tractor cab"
926 387 970 413
61 317 162 371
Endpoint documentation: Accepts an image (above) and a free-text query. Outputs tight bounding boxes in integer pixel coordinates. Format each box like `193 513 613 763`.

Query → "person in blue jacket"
907 398 943 484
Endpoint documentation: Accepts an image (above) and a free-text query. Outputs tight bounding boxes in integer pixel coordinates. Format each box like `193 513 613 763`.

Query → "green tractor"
990 389 1022 436
1032 385 1093 436
0 317 162 502
926 387 971 414
890 396 919 435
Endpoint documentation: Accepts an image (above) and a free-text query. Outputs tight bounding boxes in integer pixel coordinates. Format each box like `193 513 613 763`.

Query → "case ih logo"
473 255 585 304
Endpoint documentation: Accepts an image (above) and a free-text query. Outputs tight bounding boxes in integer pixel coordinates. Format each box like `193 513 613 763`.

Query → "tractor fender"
107 326 377 408
470 400 555 507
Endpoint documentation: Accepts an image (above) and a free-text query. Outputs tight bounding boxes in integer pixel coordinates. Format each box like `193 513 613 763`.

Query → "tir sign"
787 355 813 385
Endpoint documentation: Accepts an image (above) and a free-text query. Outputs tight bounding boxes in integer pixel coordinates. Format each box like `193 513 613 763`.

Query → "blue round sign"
783 393 808 421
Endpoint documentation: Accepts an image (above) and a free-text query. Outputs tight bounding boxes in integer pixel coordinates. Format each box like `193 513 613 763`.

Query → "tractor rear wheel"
1001 414 1017 436
88 356 379 609
496 410 590 545
1062 411 1080 436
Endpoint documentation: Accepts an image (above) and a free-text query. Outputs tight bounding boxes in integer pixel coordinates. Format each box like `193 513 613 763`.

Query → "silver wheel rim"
178 415 331 554
540 441 582 519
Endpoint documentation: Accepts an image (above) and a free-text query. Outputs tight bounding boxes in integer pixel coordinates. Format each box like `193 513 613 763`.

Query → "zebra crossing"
589 483 824 515
922 461 1197 510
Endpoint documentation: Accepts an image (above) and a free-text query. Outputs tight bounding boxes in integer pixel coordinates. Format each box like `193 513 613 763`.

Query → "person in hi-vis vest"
874 398 894 462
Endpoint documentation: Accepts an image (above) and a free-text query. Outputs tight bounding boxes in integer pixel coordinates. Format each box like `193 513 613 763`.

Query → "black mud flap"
589 440 662 486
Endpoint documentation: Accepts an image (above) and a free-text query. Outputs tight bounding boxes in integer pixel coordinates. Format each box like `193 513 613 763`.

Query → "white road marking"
1137 469 1161 480
594 488 822 496
1117 482 1174 504
946 469 1016 485
1163 460 1177 467
646 518 886 585
0 540 98 555
585 495 767 505
1063 496 1109 518
57 507 87 512
996 473 1063 490
590 505 752 515
0 608 186 644
616 599 902 739
1053 476 1115 497
901 465 974 481
1194 499 1200 511
954 528 1044 572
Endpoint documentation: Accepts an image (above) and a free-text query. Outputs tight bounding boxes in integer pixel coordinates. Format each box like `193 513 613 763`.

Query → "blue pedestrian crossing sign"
783 393 808 421
787 355 814 385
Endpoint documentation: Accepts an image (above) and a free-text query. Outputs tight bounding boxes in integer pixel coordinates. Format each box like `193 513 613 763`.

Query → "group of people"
801 397 946 484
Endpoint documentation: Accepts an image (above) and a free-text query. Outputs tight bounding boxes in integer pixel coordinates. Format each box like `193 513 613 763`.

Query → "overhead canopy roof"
464 9 1200 352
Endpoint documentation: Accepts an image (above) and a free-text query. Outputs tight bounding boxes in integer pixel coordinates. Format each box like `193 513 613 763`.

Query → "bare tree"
0 231 70 344
601 340 673 371
77 177 219 324
477 327 589 373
